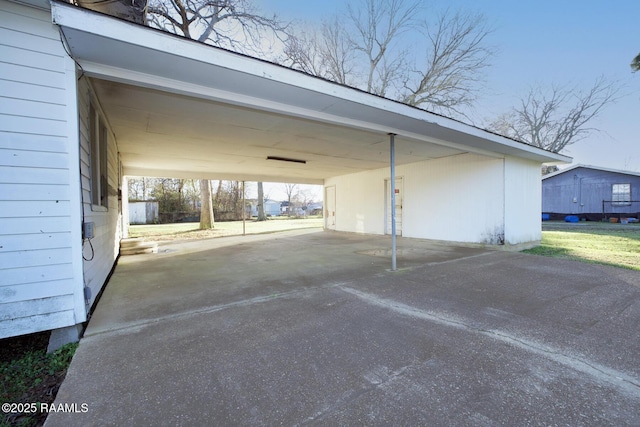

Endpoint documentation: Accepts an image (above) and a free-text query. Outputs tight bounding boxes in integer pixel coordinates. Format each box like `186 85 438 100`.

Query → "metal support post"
389 133 397 271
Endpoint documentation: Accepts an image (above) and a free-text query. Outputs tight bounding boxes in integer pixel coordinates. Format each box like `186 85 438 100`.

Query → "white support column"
389 133 397 271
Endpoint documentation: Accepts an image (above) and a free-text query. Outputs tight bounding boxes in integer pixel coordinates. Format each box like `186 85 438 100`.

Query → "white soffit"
51 1 570 182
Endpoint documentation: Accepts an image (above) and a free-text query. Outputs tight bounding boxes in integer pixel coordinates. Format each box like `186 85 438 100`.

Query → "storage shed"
128 201 159 224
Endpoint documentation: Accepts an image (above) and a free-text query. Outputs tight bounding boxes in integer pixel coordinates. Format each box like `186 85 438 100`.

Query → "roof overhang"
50 1 570 183
543 164 640 180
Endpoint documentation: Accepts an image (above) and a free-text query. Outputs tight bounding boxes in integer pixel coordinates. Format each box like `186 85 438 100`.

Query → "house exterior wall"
542 167 640 217
0 0 84 338
265 200 281 216
249 200 280 217
324 153 517 245
504 156 542 246
77 77 122 307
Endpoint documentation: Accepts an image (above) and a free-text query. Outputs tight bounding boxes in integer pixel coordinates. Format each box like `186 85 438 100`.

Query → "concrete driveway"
46 230 640 426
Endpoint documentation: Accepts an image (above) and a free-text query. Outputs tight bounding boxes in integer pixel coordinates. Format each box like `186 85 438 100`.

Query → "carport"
52 1 569 263
38 7 639 423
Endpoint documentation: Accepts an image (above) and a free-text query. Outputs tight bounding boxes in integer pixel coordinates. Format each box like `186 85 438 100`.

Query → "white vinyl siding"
0 0 83 338
78 77 122 307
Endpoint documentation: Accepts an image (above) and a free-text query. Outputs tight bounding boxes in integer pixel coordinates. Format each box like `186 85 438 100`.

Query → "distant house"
280 201 291 215
280 201 306 216
307 202 323 215
250 199 281 217
542 165 640 220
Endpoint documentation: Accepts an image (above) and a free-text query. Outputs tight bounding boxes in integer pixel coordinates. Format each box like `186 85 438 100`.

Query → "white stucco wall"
325 167 387 235
324 153 537 246
401 154 505 244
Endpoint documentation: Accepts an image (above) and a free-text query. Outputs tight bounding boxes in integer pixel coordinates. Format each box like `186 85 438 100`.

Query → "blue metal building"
542 165 640 220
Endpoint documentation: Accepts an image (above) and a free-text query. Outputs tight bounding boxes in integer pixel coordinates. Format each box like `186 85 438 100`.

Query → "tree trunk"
257 182 267 221
214 180 223 206
234 181 241 220
199 179 214 229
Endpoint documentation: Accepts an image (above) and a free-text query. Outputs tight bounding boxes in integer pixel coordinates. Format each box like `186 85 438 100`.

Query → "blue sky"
257 0 640 174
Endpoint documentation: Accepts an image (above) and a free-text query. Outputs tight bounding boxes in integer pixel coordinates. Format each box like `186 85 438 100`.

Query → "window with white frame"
90 102 108 208
612 183 631 206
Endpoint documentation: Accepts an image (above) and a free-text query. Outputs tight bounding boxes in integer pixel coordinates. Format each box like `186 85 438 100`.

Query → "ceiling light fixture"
267 156 306 164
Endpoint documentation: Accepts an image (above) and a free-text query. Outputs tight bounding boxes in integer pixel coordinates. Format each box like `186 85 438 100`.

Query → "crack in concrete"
84 281 352 339
339 286 640 398
299 365 413 426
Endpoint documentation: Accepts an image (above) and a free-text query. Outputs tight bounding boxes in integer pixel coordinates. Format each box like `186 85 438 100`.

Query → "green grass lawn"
129 216 324 241
524 224 640 270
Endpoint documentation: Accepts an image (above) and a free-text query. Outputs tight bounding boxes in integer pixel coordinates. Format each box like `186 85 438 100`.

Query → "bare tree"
401 10 494 116
282 26 328 78
146 0 289 55
292 188 315 217
282 0 418 96
488 77 620 153
283 1 493 116
283 183 298 217
283 17 355 85
632 52 640 72
128 177 153 201
185 179 199 210
199 179 214 229
322 17 356 85
347 0 419 96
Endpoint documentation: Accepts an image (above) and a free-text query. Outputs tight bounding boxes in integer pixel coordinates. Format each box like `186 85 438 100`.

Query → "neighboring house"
0 0 568 346
280 201 288 215
249 199 281 217
307 202 323 215
264 200 282 217
542 165 640 220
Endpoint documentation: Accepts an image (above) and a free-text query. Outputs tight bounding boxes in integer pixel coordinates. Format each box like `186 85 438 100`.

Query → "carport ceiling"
93 79 465 184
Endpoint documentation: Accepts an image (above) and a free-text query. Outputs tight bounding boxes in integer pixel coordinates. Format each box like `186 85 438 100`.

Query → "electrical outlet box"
83 222 95 239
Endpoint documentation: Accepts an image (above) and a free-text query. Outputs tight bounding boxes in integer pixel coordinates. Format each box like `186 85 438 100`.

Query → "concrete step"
121 246 158 255
120 238 158 255
120 238 145 248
